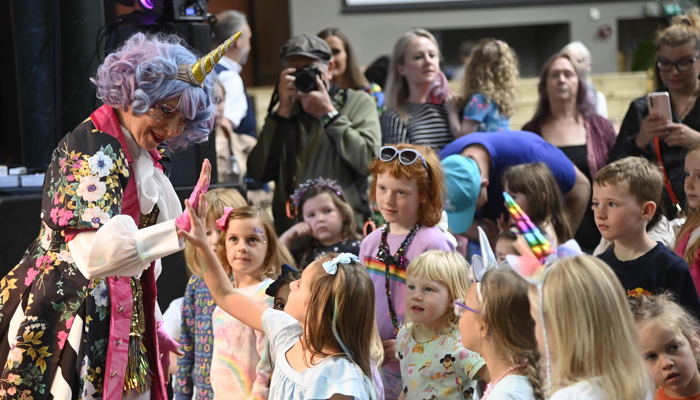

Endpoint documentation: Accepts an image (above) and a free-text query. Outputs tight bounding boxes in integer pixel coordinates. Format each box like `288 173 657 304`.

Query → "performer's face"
121 96 187 151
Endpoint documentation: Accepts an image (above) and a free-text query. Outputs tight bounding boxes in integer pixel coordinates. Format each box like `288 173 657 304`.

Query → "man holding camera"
248 33 381 233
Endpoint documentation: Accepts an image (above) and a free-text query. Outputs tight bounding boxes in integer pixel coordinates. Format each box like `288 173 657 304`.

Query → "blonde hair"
385 28 440 119
630 292 700 367
676 142 700 267
657 8 700 51
460 38 519 118
539 255 653 399
480 268 545 400
304 253 377 381
368 143 445 227
216 206 295 282
502 163 573 245
405 250 470 331
593 156 663 228
184 188 247 277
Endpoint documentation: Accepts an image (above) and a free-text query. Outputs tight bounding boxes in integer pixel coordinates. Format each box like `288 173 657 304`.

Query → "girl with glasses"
611 8 700 223
396 250 487 399
359 143 455 399
458 267 545 400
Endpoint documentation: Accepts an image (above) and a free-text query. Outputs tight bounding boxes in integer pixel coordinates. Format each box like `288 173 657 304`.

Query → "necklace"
376 223 421 337
482 363 526 400
677 84 700 121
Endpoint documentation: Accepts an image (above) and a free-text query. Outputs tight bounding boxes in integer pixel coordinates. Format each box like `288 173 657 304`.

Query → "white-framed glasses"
453 298 480 317
379 145 432 177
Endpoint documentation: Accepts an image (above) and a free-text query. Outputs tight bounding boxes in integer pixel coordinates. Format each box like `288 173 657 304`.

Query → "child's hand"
382 339 399 366
177 194 209 251
279 221 312 248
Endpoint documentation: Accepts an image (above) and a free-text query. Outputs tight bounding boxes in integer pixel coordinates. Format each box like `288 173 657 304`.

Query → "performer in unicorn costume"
0 32 240 399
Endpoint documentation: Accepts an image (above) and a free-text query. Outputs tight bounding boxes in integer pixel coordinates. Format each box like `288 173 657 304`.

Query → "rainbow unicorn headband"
502 191 582 283
287 177 346 217
172 31 242 87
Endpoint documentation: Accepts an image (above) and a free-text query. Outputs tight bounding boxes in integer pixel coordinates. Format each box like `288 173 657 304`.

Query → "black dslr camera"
293 66 323 92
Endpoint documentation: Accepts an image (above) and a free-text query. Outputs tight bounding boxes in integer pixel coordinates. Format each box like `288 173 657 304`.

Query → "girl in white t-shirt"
179 197 380 399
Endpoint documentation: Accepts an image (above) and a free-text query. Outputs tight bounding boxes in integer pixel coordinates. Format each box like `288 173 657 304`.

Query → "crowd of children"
164 133 700 400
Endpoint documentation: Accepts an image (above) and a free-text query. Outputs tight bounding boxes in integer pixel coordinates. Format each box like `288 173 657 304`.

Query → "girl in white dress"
179 198 379 399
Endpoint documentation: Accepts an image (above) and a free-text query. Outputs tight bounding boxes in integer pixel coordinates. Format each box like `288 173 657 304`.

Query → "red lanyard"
653 137 683 215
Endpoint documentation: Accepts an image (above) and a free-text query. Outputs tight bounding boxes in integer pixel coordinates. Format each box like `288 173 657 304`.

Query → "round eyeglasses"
657 57 699 72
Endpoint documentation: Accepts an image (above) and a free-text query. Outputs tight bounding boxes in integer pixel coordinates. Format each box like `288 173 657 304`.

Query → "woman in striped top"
381 29 454 149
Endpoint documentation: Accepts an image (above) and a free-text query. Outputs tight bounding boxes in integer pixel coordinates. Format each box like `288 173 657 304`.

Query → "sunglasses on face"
657 56 699 72
453 298 480 317
379 146 432 177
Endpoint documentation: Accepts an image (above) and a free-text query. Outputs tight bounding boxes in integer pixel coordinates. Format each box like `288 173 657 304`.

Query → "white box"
0 176 19 187
9 167 27 176
0 165 7 176
20 174 45 187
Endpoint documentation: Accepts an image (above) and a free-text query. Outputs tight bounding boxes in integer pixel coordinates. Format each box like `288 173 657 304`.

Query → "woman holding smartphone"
610 9 700 220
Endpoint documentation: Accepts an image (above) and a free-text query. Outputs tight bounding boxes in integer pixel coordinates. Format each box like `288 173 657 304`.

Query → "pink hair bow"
215 207 235 232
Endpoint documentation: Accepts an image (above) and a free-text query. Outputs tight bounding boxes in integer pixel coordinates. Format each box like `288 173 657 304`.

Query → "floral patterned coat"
0 105 172 400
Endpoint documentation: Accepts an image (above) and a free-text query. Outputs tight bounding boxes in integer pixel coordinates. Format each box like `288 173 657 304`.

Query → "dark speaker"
0 194 43 275
106 21 211 58
161 0 209 23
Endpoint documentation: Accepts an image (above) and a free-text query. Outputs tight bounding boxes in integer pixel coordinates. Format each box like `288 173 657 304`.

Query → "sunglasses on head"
379 145 432 177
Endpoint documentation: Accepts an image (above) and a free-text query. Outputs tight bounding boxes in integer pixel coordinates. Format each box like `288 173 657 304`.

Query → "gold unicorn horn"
174 31 242 87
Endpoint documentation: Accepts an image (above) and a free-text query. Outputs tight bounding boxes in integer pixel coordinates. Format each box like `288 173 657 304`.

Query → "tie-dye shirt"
396 324 485 399
462 93 510 132
210 279 273 400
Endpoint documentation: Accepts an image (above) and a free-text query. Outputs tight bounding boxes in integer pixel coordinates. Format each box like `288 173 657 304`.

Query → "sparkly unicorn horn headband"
173 31 242 87
503 192 553 263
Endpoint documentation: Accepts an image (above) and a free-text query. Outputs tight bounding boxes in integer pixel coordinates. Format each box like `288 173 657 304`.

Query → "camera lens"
294 67 319 93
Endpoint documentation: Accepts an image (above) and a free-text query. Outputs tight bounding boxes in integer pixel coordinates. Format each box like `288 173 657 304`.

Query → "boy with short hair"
594 156 700 318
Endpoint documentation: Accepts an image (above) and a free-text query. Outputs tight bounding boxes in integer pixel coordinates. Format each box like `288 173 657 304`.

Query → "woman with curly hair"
0 32 231 399
522 53 615 253
447 38 519 136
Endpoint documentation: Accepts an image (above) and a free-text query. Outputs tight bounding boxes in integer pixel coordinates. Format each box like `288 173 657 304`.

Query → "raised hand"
177 194 209 252
176 159 211 231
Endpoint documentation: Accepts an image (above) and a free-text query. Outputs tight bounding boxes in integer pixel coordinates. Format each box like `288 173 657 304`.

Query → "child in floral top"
175 189 247 400
396 250 487 399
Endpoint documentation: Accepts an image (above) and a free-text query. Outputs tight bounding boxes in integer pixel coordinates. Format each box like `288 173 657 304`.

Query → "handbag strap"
653 136 683 215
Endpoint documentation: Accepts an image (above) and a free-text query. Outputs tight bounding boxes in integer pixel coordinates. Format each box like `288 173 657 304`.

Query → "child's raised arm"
178 196 265 332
